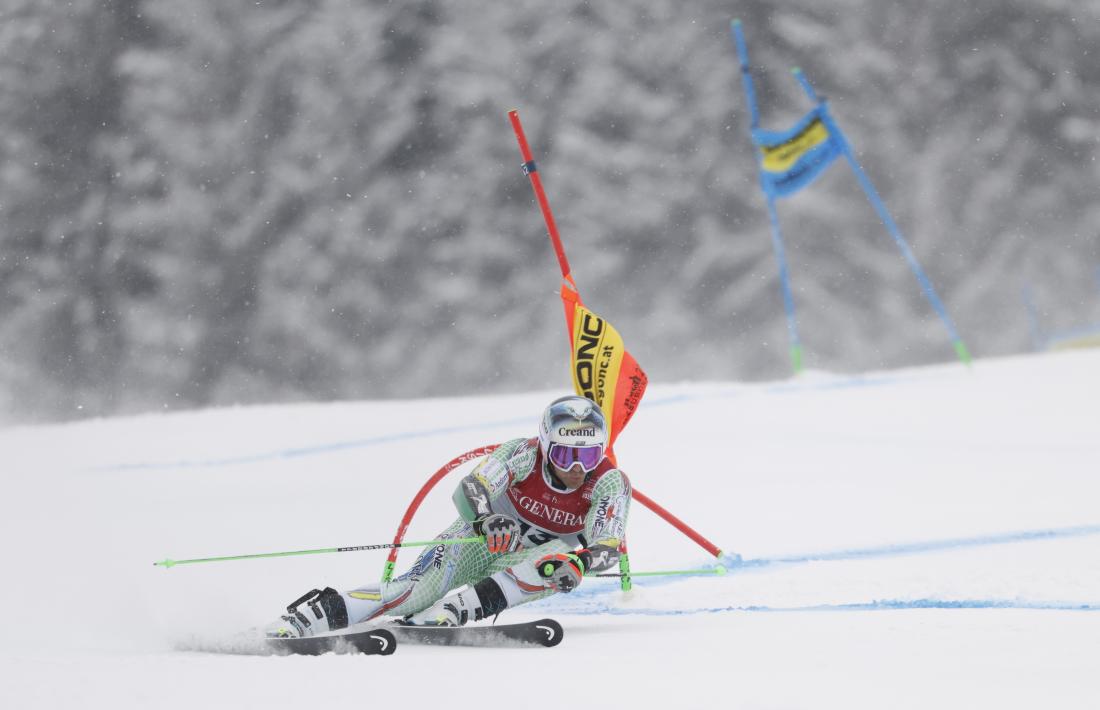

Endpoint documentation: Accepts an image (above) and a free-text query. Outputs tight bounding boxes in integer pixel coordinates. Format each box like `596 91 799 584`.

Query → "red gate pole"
508 109 725 563
381 444 501 582
632 489 723 558
508 109 573 283
381 443 724 584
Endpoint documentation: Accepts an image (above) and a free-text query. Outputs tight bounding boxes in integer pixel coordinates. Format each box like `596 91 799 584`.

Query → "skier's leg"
340 518 493 622
406 539 571 626
265 518 492 638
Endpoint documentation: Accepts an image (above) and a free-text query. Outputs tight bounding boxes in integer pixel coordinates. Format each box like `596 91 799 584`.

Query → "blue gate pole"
765 194 804 372
732 19 804 375
792 68 972 367
1021 285 1046 351
731 20 760 129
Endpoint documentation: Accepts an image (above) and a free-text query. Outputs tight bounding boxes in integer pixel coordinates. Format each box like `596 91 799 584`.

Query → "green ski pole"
154 536 484 569
591 565 728 579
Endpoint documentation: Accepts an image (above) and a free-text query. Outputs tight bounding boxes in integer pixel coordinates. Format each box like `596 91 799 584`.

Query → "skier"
265 394 630 637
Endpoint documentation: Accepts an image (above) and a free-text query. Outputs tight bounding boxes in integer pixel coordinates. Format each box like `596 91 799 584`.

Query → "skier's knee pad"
475 564 550 615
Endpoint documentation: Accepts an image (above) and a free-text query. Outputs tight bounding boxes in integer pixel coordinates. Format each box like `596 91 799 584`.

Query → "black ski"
390 618 563 648
266 627 397 656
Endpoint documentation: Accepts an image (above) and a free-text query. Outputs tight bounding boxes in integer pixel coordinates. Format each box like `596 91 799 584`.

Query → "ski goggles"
547 443 604 473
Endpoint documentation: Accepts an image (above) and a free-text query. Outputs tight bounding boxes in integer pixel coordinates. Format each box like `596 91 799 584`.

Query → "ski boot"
404 590 481 627
264 587 349 639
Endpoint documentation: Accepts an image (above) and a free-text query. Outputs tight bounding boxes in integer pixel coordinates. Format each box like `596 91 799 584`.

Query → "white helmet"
538 395 608 473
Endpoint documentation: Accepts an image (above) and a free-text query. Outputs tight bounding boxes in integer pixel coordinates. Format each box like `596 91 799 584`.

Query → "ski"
182 619 560 656
390 618 563 648
265 627 397 656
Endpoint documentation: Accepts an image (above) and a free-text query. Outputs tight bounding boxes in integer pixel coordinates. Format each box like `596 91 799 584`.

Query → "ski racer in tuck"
265 395 631 637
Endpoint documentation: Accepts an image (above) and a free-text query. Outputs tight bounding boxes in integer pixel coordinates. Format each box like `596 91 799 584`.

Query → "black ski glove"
535 552 586 593
474 513 522 554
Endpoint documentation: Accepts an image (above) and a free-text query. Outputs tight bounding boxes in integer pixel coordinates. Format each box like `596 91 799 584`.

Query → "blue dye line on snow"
97 373 907 472
639 372 906 408
537 523 1100 605
730 524 1100 569
95 415 534 471
543 598 1100 617
534 520 1100 616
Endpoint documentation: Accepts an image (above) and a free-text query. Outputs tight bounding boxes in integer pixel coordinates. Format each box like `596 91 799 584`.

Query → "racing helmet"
538 395 608 473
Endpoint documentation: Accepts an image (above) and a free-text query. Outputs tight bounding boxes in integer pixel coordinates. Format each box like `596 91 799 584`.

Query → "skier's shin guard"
473 577 509 618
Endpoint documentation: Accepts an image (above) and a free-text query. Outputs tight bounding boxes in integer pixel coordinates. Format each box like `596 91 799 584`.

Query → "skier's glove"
536 552 585 593
474 513 522 554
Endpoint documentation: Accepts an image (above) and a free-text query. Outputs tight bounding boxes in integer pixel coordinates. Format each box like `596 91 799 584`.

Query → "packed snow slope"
2 350 1098 709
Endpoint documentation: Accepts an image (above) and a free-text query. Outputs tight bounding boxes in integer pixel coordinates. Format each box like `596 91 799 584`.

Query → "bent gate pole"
382 443 724 584
381 444 502 582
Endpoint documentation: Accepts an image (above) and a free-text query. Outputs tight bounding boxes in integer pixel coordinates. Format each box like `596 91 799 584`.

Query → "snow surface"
2 350 1098 709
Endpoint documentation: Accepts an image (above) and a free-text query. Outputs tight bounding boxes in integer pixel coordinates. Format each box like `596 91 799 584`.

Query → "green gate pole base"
791 345 804 375
954 340 973 367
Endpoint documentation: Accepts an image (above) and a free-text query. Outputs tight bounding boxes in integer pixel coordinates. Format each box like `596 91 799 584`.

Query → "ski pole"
154 536 484 569
591 565 728 579
382 444 501 583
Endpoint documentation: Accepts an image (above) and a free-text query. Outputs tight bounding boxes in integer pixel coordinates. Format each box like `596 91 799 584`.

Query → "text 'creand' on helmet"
538 395 608 455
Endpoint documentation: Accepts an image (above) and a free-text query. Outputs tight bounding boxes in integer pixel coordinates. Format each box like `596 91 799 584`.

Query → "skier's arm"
536 472 630 590
453 471 493 522
576 469 631 573
451 438 535 522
